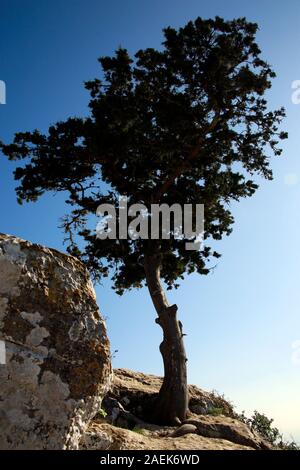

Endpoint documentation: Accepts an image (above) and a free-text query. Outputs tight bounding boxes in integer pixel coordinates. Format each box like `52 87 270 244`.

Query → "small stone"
171 423 198 437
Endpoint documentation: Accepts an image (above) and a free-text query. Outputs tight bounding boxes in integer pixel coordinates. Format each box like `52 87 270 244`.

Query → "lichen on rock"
0 233 112 450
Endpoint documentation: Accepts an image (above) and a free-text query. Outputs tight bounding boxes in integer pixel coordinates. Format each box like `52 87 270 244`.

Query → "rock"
188 385 234 416
106 368 234 421
0 233 112 450
171 423 198 437
183 416 272 450
101 396 146 430
87 369 274 450
81 427 114 450
80 422 254 450
102 397 126 423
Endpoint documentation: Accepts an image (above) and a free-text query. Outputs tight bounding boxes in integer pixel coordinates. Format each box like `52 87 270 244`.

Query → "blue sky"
1 0 300 440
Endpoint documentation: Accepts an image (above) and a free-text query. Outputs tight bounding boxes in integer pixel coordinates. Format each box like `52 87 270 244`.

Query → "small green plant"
209 389 235 417
98 407 107 419
207 407 225 416
278 439 300 451
131 426 145 435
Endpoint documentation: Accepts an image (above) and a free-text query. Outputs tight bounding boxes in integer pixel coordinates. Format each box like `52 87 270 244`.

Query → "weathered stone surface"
0 233 112 450
106 368 234 422
80 421 254 450
171 423 198 437
90 369 274 450
183 416 273 450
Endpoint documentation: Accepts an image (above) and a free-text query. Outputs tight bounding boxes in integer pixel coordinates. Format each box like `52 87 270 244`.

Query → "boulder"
0 233 112 450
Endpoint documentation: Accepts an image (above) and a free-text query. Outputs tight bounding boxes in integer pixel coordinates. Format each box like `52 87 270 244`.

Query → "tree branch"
152 111 221 203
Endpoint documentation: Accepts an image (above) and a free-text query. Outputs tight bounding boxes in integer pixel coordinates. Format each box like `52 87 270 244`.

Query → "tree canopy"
1 16 287 294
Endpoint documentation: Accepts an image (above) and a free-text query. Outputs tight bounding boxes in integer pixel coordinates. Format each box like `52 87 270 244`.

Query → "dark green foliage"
0 17 287 294
207 406 225 416
247 410 281 444
237 410 299 449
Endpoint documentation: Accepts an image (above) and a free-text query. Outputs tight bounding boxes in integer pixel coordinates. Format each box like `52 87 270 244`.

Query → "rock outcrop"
81 421 256 450
102 368 234 423
81 369 272 450
0 233 112 450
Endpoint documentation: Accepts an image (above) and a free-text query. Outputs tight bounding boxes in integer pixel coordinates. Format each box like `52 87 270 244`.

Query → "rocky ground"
80 369 273 451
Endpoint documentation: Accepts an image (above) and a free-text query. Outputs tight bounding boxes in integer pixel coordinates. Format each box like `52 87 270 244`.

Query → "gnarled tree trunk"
144 253 188 425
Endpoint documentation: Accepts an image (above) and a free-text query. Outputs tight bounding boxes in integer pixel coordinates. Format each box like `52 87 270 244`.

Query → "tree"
1 17 287 425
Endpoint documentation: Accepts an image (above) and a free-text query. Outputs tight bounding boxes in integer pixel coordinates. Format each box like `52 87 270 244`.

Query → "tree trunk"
144 253 188 425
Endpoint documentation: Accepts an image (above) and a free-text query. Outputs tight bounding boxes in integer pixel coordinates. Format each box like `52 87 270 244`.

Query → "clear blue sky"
1 0 300 441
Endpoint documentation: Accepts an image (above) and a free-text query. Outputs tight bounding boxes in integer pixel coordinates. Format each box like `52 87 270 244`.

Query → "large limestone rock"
0 233 112 450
